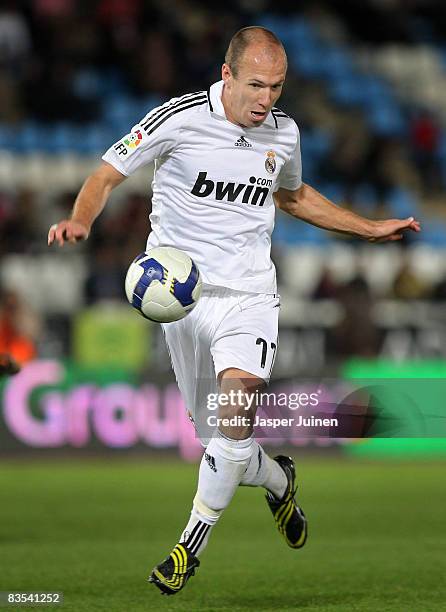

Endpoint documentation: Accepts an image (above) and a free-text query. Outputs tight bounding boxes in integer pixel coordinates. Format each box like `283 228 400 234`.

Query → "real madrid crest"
265 150 276 174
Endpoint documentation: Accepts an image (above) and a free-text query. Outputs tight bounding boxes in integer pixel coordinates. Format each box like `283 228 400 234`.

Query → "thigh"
211 293 280 383
162 295 218 442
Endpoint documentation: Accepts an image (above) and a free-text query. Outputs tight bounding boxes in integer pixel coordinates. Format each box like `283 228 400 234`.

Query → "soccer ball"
125 247 202 323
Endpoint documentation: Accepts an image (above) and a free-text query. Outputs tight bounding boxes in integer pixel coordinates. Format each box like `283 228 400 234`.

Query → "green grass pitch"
1 456 445 612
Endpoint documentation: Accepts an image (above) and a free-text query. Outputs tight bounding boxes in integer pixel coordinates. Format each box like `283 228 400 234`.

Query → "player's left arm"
274 183 421 242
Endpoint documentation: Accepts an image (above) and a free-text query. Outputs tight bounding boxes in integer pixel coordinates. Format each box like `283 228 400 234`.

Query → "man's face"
221 43 287 128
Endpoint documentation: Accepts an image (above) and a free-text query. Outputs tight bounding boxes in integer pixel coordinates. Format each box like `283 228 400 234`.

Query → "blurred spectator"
331 276 380 357
409 109 441 194
0 353 21 375
0 289 40 365
84 192 151 303
312 268 340 300
97 0 143 67
84 240 126 304
390 261 427 300
32 0 76 21
320 112 372 200
430 275 446 301
97 0 142 25
0 2 31 73
24 57 101 122
0 189 38 255
0 71 23 122
133 31 176 96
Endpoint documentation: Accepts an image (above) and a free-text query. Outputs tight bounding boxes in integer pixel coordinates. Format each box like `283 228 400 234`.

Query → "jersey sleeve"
276 124 302 191
101 106 180 176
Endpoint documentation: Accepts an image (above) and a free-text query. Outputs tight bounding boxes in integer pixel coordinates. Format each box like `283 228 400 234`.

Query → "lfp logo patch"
124 130 142 149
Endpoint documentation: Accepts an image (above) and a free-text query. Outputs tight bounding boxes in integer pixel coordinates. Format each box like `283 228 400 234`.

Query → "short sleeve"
101 105 180 176
276 125 302 191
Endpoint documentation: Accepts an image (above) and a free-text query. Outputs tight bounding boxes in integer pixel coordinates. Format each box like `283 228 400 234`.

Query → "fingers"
389 218 421 237
371 217 421 243
48 223 60 246
54 223 68 247
64 226 79 244
48 221 86 247
403 217 421 232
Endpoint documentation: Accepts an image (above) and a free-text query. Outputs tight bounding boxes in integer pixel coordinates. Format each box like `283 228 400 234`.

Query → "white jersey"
102 80 302 293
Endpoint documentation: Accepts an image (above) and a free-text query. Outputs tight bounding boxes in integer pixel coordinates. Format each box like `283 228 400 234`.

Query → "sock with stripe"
179 507 213 557
239 440 288 499
178 433 254 557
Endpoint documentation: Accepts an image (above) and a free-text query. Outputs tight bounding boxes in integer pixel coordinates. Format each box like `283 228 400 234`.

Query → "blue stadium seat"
359 76 396 111
14 122 47 153
103 96 139 131
0 123 13 152
72 68 102 99
329 73 395 110
99 70 128 97
301 153 317 184
43 123 77 154
353 183 379 215
300 129 332 158
318 182 346 204
320 48 356 81
387 187 421 218
300 130 331 183
273 214 331 246
289 19 319 45
297 221 332 245
329 77 364 107
258 16 318 52
74 123 112 155
416 220 446 246
134 95 164 121
291 46 328 79
367 103 406 136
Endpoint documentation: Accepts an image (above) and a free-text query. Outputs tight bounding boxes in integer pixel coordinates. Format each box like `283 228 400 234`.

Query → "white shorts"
162 285 279 439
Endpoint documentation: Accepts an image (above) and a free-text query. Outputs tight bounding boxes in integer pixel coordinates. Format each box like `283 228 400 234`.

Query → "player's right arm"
48 162 126 247
48 92 194 248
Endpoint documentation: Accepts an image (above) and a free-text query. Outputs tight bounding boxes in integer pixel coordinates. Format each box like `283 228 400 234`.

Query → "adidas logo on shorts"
234 136 252 148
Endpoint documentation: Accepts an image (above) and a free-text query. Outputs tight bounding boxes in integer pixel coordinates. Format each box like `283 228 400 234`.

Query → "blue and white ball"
125 247 202 323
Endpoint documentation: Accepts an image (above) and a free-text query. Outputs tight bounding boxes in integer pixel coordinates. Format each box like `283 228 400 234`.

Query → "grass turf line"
1 458 445 611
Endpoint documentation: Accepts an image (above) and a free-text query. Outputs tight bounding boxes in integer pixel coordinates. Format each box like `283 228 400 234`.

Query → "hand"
367 217 421 243
48 220 90 246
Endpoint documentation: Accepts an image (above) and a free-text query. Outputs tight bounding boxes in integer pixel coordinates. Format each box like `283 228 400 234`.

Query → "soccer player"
48 27 420 595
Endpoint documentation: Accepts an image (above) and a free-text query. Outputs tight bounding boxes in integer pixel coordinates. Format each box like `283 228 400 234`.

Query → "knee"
212 434 254 463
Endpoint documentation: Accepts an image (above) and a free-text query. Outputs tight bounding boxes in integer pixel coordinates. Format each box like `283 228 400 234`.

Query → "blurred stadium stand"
1 0 446 372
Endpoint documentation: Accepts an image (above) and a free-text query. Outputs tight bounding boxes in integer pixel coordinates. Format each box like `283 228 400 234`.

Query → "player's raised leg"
223 373 307 549
241 450 308 549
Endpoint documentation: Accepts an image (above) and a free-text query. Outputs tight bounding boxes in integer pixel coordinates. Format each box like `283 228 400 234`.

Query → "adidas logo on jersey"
234 136 252 148
191 172 273 207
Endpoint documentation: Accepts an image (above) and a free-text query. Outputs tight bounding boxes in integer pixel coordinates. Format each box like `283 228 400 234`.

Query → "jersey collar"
208 80 277 129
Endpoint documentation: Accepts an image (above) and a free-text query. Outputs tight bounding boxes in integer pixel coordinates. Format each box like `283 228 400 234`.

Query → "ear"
221 63 232 84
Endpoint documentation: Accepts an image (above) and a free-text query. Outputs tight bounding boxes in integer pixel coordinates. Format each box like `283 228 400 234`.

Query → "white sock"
240 441 288 498
198 434 254 509
178 433 254 556
179 507 214 557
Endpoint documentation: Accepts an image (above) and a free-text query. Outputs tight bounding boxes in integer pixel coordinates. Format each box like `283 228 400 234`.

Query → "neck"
221 83 240 127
